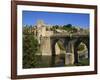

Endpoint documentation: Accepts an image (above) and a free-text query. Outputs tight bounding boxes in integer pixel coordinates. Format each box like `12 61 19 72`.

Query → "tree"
23 26 28 35
54 25 59 29
62 24 72 31
63 24 72 28
23 35 39 68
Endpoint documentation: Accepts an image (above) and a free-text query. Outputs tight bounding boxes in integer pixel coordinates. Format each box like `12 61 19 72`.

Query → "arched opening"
74 41 89 66
51 40 66 67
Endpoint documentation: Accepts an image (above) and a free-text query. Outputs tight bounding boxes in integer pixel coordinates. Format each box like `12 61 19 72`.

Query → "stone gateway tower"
36 20 52 55
36 20 52 65
36 20 46 44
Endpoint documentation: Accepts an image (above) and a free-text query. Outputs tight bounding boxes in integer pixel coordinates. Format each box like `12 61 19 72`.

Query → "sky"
22 11 90 28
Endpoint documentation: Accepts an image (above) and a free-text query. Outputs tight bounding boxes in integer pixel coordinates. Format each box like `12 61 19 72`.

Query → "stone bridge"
41 34 89 66
34 20 89 66
50 35 89 66
40 34 89 67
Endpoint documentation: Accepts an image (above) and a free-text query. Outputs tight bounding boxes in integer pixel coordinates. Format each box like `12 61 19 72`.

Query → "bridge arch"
51 38 66 66
74 37 89 65
50 36 89 66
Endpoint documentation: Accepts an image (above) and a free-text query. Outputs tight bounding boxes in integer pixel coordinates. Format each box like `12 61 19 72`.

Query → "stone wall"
55 43 61 55
40 37 52 56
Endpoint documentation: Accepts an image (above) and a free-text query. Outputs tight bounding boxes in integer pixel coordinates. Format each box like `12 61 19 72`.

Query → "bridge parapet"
50 33 89 38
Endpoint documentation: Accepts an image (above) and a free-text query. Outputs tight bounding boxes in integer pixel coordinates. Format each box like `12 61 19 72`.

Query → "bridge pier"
50 36 89 66
65 42 74 65
65 53 74 65
74 48 78 64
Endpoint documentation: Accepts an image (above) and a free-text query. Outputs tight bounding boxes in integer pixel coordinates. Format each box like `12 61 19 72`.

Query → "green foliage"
23 25 33 35
63 24 72 28
78 43 85 51
57 41 65 50
51 25 60 31
77 58 89 66
54 25 59 29
23 35 39 68
62 24 78 32
23 27 28 35
65 59 89 66
49 24 79 33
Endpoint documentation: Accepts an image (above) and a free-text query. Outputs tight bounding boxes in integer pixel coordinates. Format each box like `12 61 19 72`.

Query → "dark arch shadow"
51 39 66 67
74 37 89 65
